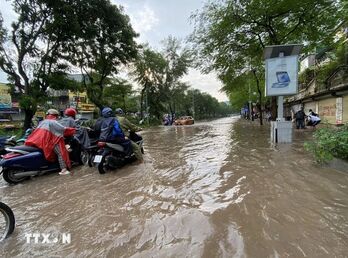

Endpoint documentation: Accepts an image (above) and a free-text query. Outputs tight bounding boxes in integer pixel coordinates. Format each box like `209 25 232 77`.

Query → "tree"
103 78 134 111
0 0 138 129
68 0 138 110
131 46 167 119
191 0 343 121
0 0 81 129
161 36 192 116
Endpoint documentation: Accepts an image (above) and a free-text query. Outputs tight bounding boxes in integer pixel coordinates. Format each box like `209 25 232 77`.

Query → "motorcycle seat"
10 145 42 152
106 143 124 152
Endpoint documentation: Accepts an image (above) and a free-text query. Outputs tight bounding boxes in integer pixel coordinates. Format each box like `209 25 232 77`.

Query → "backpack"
100 117 124 141
111 118 124 139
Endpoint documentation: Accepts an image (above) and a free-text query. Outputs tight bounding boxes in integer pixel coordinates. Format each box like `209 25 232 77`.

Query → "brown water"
0 117 347 257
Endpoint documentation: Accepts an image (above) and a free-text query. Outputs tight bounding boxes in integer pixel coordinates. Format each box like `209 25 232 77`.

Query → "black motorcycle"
94 132 144 174
0 202 15 241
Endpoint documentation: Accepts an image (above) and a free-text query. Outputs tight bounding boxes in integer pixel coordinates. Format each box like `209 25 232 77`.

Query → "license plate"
93 155 103 163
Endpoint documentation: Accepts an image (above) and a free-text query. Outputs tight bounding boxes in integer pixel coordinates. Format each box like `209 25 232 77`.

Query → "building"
285 66 348 124
285 23 348 125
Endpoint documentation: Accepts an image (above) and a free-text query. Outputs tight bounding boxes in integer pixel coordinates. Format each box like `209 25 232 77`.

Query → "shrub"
304 125 348 163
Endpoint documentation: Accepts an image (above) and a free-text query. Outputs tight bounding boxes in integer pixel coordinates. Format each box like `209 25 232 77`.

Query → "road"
1 117 347 257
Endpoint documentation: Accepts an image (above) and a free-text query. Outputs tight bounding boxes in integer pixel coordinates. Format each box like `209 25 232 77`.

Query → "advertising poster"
0 83 12 109
265 55 298 96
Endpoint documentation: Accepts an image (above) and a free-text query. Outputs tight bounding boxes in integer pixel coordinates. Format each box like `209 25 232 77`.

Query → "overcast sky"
0 0 227 101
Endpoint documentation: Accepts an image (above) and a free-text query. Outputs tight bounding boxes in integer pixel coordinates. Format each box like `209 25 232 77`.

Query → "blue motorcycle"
0 139 83 184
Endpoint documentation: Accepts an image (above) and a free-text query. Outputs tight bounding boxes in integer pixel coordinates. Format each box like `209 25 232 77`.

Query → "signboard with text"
265 55 298 96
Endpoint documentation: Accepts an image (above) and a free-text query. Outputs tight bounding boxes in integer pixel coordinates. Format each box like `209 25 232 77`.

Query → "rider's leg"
54 145 70 175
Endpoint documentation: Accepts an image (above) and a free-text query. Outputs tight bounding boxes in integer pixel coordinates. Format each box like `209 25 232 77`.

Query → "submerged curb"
326 158 348 173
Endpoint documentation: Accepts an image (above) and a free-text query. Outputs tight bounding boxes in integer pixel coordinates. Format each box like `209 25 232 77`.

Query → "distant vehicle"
174 116 194 125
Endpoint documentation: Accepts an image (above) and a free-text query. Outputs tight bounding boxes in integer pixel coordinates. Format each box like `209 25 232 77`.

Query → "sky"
0 0 228 101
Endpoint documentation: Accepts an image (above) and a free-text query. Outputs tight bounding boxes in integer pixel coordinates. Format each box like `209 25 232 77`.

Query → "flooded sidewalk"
1 117 347 257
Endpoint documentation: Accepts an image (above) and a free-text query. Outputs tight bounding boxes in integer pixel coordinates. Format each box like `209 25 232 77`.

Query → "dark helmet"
115 108 124 115
101 107 113 118
64 107 77 118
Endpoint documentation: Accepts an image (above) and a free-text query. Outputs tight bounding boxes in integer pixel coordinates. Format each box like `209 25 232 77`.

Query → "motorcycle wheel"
0 202 15 241
80 150 89 166
97 155 110 174
2 169 28 184
88 154 95 167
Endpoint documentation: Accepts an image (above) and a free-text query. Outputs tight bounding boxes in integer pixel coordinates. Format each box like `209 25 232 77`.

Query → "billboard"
0 83 12 109
265 55 298 96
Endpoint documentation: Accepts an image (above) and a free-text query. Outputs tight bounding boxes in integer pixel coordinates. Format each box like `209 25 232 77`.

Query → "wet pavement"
0 117 347 257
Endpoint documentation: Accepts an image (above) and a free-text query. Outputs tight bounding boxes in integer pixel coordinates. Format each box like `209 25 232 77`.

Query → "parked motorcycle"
0 139 84 184
15 128 33 145
0 136 17 155
94 132 144 174
0 202 15 241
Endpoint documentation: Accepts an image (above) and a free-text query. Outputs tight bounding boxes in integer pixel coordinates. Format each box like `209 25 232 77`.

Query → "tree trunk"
252 70 263 125
23 108 35 130
140 88 145 119
258 94 263 125
271 96 277 121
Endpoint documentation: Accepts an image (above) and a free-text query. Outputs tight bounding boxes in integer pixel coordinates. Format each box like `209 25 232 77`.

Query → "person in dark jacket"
99 107 133 157
295 107 306 129
115 108 143 161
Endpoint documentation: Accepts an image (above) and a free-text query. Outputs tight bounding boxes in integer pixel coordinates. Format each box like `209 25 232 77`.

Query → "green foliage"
298 67 315 86
304 125 348 163
103 78 136 112
299 41 348 91
191 0 343 118
131 40 192 119
0 0 138 128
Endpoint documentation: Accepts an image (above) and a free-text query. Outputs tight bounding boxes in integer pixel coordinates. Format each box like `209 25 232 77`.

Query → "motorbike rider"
59 107 77 128
99 107 133 157
115 108 143 161
25 109 76 175
58 107 89 161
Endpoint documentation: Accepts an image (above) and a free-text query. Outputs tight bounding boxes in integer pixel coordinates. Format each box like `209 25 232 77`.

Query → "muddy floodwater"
0 117 347 257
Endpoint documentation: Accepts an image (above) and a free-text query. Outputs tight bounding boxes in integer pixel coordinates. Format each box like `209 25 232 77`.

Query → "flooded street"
1 117 348 257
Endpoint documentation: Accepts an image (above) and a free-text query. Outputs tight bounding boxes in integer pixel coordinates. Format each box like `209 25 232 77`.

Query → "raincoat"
116 116 143 160
25 116 75 168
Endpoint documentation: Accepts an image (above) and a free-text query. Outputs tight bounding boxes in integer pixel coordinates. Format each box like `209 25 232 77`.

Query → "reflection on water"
0 117 347 257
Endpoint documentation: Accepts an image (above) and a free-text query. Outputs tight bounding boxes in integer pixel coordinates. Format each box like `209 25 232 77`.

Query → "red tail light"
3 153 21 159
97 142 106 148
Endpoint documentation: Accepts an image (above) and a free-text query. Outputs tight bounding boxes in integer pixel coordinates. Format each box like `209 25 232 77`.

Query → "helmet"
46 109 59 116
115 108 124 115
64 107 77 118
101 107 113 118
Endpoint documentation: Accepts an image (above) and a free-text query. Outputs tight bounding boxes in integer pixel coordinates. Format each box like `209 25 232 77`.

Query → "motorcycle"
94 132 144 174
0 136 17 155
0 139 84 184
0 202 15 241
15 128 33 145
